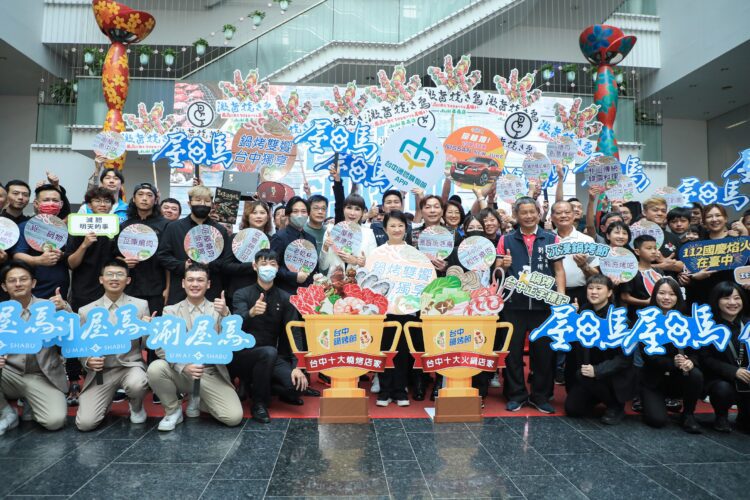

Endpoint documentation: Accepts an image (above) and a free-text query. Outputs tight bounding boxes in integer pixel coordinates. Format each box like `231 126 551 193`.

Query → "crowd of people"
0 159 749 436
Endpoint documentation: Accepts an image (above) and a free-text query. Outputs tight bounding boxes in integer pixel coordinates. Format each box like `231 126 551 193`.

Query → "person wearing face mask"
12 184 70 300
270 196 319 294
156 185 231 305
232 249 309 423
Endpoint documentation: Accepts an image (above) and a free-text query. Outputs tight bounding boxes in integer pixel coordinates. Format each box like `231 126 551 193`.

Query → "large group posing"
0 159 749 437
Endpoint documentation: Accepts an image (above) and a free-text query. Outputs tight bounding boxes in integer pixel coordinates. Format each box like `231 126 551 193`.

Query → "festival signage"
736 266 750 286
61 304 152 358
629 220 664 249
363 244 436 315
184 225 224 264
231 119 297 180
67 213 120 238
0 300 68 356
151 130 233 169
123 102 177 154
679 237 750 274
458 236 496 271
654 186 689 211
117 223 159 261
504 271 569 306
678 149 750 211
417 225 454 260
284 239 317 273
147 314 255 364
329 221 362 256
573 153 651 193
0 218 20 251
605 174 636 203
92 131 126 160
584 155 621 190
231 228 269 263
496 174 527 205
531 304 630 352
380 125 445 191
545 241 610 259
256 181 286 204
599 246 639 283
23 215 68 252
546 136 577 164
213 187 240 225
522 152 552 185
444 126 505 189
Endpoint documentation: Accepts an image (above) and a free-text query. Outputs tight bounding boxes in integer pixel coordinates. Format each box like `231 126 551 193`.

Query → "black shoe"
412 380 425 401
530 399 556 414
554 369 565 385
682 414 701 434
251 404 271 424
152 393 161 405
66 383 80 407
430 386 439 401
303 388 320 397
113 389 127 403
631 397 643 413
359 374 369 382
601 407 625 426
665 398 683 413
318 373 331 385
713 415 731 433
280 396 304 406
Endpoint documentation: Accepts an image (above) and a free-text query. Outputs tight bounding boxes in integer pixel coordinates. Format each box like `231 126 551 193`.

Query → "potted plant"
137 45 153 65
89 53 105 76
613 67 624 84
222 24 236 40
540 64 554 81
83 48 97 65
562 63 578 82
250 10 266 28
193 38 209 56
162 48 177 66
49 81 75 104
275 0 291 12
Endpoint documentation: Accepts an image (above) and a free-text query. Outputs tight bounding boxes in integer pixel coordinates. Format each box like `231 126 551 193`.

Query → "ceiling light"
726 120 748 129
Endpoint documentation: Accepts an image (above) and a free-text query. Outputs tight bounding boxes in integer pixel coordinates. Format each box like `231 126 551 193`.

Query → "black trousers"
502 309 555 405
379 315 411 401
565 378 621 417
640 368 703 428
707 380 750 418
230 346 298 406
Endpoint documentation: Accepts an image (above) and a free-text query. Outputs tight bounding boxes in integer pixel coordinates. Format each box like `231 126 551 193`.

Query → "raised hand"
214 291 229 316
50 287 66 310
249 292 266 318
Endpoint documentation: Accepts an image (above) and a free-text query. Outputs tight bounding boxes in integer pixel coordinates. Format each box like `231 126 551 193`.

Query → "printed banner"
381 125 445 191
117 223 159 261
444 126 506 189
293 350 396 372
231 228 270 263
184 225 225 264
363 244 436 315
61 304 151 358
213 187 241 225
545 241 610 259
231 120 297 181
67 213 120 238
23 214 68 252
411 351 506 372
0 301 68 355
679 237 750 274
504 271 569 306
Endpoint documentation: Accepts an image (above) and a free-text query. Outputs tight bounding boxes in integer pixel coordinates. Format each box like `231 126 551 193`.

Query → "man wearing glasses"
76 260 151 431
303 194 329 257
270 196 319 294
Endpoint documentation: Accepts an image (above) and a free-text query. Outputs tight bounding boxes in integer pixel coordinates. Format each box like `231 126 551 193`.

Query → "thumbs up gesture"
249 292 267 318
500 249 512 269
214 291 229 317
143 311 158 323
50 287 66 311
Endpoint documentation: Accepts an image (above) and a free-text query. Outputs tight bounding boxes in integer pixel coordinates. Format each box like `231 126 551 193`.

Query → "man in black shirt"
269 196 318 294
156 185 230 305
1 180 31 225
232 249 308 423
369 189 413 246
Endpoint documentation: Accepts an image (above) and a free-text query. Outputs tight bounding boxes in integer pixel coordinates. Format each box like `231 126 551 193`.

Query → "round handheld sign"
629 220 664 250
585 155 621 190
381 125 445 192
92 131 126 160
417 225 455 260
231 228 270 263
522 152 553 185
24 214 68 252
329 221 363 256
256 182 286 204
599 246 639 283
605 174 636 203
444 126 506 189
654 186 689 211
458 236 497 271
546 136 577 163
184 225 224 264
118 223 159 261
496 174 527 205
284 239 317 273
364 244 436 315
0 217 20 251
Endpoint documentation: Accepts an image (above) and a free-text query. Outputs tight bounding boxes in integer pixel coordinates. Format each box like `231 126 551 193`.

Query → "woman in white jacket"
319 193 377 276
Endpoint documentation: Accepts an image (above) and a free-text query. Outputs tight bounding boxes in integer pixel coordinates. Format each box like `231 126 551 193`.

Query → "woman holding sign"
224 200 273 305
320 194 376 278
701 282 750 433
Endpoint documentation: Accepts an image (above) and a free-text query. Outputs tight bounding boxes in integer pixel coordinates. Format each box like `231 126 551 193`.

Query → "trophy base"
435 395 482 423
319 396 369 424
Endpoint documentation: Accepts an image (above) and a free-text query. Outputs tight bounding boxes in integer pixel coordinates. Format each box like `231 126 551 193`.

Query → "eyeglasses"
91 198 113 205
103 272 127 279
311 206 327 212
5 277 31 284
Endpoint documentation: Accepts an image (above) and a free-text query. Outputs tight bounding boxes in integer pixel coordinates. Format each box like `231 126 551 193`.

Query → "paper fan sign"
231 119 297 181
257 182 286 204
547 136 577 164
605 174 636 203
231 228 270 263
92 131 126 160
284 239 317 273
654 186 689 211
118 224 159 261
522 153 552 185
735 266 750 286
363 244 436 315
585 155 621 190
417 225 454 260
458 236 496 271
381 125 445 191
0 218 20 251
444 126 506 189
329 221 362 256
629 220 664 249
599 246 639 283
496 174 527 205
184 225 224 264
24 214 68 252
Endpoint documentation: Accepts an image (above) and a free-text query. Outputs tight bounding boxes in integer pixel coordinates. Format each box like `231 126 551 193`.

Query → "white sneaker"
396 399 410 407
129 403 147 424
186 395 201 418
157 409 183 431
20 400 33 422
0 406 19 435
375 398 391 407
490 373 501 388
371 374 380 394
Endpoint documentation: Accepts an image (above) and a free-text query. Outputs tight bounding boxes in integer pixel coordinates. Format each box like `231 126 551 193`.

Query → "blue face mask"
258 265 277 283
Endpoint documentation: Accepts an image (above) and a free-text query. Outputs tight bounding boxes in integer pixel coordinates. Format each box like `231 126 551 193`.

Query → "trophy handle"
402 321 421 353
285 320 306 353
383 321 404 352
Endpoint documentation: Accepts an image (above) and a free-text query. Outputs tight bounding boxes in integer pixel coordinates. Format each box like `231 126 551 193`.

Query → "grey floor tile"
213 431 285 480
0 458 62 497
503 417 603 455
243 417 290 432
383 460 431 499
0 423 90 461
471 425 557 476
115 429 237 464
376 426 417 461
635 465 716 500
701 428 750 456
93 415 157 439
199 479 269 499
580 430 659 466
511 474 587 499
670 462 750 499
401 419 469 433
71 462 215 499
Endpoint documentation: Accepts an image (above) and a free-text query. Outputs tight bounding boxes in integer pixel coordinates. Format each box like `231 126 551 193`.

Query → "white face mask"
258 265 278 283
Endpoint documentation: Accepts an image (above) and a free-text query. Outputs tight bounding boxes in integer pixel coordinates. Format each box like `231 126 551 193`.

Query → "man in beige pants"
148 263 243 431
76 260 150 431
0 262 69 434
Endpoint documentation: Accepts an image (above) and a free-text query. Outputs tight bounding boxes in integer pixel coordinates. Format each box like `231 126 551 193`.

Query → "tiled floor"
2 413 750 499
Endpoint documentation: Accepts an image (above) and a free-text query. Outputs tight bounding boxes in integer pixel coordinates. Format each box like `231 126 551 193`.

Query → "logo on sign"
186 101 215 128
400 137 434 171
505 111 532 139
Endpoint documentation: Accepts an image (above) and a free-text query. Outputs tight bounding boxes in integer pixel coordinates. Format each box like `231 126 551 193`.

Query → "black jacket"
113 213 170 299
640 342 701 389
370 220 414 247
699 316 748 390
269 225 318 294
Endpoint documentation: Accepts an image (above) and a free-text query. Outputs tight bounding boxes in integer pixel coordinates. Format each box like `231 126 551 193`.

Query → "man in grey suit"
148 263 243 431
0 262 70 434
76 260 150 431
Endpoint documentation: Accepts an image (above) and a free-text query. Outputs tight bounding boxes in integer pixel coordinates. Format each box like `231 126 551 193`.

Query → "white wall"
661 118 707 186
0 95 38 184
706 103 750 218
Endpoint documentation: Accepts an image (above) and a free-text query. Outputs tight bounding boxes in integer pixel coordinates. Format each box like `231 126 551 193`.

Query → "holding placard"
417 225 454 259
67 213 120 238
231 228 270 263
284 239 318 273
329 221 363 256
0 218 20 250
117 223 159 261
24 214 68 251
184 225 224 264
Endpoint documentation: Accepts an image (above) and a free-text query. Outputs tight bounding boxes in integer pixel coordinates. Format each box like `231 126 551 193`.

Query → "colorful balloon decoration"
92 0 156 170
579 25 636 159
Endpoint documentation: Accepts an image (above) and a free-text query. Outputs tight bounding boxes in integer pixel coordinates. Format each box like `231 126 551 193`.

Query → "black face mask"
191 205 211 219
465 230 484 239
